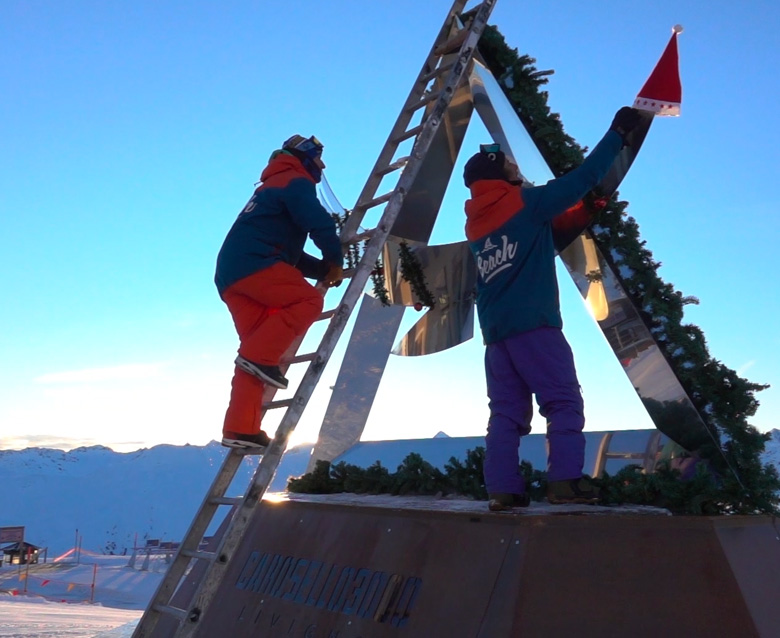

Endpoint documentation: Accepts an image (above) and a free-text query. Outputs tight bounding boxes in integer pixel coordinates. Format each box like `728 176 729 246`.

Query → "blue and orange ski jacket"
464 130 623 345
215 154 341 296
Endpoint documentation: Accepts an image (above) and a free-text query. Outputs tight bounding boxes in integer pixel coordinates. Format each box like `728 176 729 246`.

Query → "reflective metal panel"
306 294 405 472
381 240 475 306
561 238 711 450
383 240 476 355
469 62 550 186
388 62 474 244
309 53 476 463
469 61 712 452
394 300 475 356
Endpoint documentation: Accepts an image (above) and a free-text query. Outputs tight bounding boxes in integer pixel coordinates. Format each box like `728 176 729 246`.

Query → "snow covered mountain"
764 428 780 470
0 442 268 556
3 430 779 557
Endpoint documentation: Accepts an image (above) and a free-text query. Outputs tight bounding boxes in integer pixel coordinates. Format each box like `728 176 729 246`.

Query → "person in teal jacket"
463 107 642 509
215 135 343 449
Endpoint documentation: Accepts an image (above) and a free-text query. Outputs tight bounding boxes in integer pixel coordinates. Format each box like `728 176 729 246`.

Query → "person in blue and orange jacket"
215 135 343 450
463 107 643 510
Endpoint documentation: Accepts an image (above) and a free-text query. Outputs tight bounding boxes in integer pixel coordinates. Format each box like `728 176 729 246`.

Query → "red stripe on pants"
221 262 323 435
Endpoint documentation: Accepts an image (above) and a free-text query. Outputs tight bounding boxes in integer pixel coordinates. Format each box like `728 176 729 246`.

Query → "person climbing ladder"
214 135 343 450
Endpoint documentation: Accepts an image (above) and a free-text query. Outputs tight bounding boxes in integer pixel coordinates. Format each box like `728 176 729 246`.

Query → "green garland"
287 448 743 514
287 450 544 503
331 211 361 270
370 259 390 306
398 241 436 308
333 209 435 309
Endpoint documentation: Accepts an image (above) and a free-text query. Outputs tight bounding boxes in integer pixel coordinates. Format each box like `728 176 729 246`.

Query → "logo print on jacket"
477 235 518 283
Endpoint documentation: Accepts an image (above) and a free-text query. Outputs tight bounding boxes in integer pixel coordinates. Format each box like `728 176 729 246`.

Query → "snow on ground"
0 597 139 638
0 554 164 609
0 555 158 637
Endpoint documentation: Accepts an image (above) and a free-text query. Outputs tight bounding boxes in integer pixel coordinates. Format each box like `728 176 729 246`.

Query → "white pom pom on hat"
633 26 684 117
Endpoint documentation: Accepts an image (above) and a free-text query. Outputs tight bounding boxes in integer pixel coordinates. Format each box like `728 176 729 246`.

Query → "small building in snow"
1 541 41 565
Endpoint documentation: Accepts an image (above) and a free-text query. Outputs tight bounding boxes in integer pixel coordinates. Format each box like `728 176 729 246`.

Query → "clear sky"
1 0 778 452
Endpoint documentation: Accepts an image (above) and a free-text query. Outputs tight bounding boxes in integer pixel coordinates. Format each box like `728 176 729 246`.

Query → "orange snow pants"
221 262 323 435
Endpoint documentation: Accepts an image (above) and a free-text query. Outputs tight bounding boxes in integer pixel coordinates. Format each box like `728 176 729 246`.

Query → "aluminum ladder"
132 2 496 635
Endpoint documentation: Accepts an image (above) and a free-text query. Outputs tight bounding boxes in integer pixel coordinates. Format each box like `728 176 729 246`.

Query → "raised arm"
523 107 642 224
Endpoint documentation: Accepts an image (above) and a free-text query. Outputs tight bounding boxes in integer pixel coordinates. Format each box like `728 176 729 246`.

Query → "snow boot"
488 492 531 511
547 477 600 505
221 430 271 451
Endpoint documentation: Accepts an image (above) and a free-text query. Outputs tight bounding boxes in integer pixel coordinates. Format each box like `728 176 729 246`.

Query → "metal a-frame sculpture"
307 37 711 472
134 6 714 635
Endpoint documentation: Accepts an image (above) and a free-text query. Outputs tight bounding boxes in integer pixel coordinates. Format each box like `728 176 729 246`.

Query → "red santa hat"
634 25 683 116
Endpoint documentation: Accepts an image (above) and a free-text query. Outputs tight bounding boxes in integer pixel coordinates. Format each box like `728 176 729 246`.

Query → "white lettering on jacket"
477 235 517 283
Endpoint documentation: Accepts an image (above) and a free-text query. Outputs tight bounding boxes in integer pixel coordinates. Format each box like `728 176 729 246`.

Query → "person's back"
465 176 562 344
464 124 627 345
216 151 341 297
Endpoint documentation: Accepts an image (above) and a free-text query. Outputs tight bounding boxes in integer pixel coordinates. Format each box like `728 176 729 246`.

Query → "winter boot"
488 492 531 512
235 355 288 389
547 477 600 505
221 430 271 451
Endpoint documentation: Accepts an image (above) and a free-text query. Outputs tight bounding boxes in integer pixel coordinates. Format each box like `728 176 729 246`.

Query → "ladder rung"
224 446 266 457
263 398 293 410
180 549 217 562
421 62 454 84
434 31 468 56
283 352 318 364
407 90 442 114
153 604 189 621
342 228 376 245
393 124 424 144
363 191 394 210
375 156 410 177
209 496 242 506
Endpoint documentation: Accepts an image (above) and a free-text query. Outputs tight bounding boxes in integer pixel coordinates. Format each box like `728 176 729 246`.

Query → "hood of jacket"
464 179 524 241
259 154 314 190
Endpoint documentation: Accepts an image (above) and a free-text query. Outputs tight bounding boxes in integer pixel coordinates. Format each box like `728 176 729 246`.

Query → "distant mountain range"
2 430 778 557
0 442 265 556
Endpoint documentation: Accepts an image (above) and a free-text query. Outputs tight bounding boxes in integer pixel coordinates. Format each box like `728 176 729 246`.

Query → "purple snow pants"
483 326 585 494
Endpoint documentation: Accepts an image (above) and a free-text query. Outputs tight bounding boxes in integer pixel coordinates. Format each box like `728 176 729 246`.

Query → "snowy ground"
0 597 139 638
0 554 160 637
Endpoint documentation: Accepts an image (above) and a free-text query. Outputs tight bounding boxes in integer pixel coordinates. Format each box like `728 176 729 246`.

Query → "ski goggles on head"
283 135 324 159
479 143 501 155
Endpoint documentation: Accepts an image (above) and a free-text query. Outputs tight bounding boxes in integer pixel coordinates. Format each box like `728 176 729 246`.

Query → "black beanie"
463 150 507 187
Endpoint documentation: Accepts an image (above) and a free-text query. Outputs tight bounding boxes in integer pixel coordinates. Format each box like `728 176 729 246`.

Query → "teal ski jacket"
464 130 623 344
215 155 341 296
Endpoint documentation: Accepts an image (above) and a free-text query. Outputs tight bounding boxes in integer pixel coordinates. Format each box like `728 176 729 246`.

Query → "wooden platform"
169 494 779 637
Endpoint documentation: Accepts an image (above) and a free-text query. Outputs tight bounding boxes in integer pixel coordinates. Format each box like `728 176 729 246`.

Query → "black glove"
609 107 642 145
296 253 329 280
323 263 343 288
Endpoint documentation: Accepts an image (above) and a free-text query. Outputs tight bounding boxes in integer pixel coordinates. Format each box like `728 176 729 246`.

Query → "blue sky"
1 0 778 452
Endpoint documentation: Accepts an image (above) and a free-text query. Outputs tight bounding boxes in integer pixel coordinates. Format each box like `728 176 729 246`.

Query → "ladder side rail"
340 0 470 241
175 5 496 635
133 451 246 637
135 326 320 637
